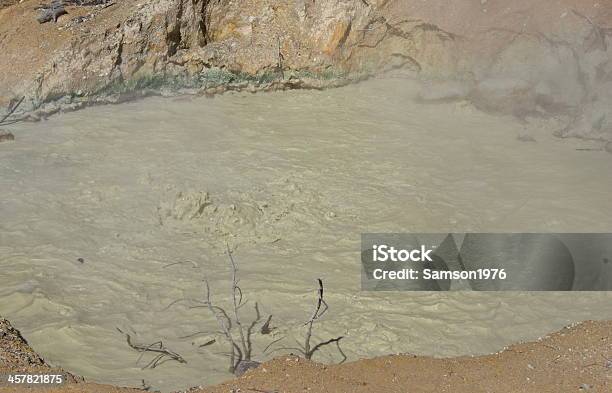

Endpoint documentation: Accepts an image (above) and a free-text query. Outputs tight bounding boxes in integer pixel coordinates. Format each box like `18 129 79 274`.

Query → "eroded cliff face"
0 0 611 142
26 0 210 102
0 0 465 108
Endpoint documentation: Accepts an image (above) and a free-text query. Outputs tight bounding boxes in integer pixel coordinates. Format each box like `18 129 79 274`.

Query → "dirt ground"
195 320 612 393
0 0 18 11
1 318 611 393
0 0 134 106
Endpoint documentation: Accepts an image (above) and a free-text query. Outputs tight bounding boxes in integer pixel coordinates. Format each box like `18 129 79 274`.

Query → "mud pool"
1 78 612 392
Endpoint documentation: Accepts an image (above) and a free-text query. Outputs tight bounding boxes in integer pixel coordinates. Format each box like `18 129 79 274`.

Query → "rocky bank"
0 0 612 143
1 317 611 392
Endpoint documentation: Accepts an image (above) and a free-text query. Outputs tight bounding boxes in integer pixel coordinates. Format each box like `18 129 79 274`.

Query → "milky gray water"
1 78 611 391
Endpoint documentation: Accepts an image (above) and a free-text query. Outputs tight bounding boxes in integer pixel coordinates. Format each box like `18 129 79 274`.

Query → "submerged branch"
116 328 186 369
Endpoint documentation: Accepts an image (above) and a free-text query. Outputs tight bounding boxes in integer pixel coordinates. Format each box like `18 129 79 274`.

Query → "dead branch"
161 298 193 311
116 328 186 369
201 247 266 374
309 336 346 363
228 244 250 361
204 277 242 372
246 302 263 360
302 279 345 361
198 339 216 348
140 379 151 391
268 279 346 362
198 249 278 375
265 280 345 362
162 260 199 269
178 330 210 339
305 278 328 325
262 337 286 354
162 254 343 375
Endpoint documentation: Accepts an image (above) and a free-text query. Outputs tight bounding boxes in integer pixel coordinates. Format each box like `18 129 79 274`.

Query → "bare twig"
246 302 263 359
268 279 346 362
198 339 216 348
140 379 151 391
204 277 242 372
160 252 261 374
263 336 286 354
228 244 250 363
335 339 347 364
162 260 199 269
162 255 344 375
116 328 186 369
178 330 210 339
161 298 193 311
309 336 346 360
305 278 328 325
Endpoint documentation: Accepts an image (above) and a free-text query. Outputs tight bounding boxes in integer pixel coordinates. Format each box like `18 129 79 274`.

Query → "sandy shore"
1 317 610 393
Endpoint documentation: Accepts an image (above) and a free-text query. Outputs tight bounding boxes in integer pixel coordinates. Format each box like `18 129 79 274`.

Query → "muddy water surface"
1 79 612 391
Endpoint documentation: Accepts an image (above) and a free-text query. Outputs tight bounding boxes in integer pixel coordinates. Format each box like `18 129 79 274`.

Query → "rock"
605 142 612 154
0 130 15 142
0 318 46 368
233 360 261 377
37 0 68 24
